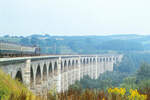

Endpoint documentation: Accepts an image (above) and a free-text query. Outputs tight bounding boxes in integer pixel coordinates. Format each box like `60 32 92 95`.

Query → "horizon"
0 33 149 37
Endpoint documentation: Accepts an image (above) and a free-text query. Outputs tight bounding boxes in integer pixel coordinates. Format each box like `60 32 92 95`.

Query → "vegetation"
48 87 149 100
108 88 147 100
0 69 38 100
66 62 150 100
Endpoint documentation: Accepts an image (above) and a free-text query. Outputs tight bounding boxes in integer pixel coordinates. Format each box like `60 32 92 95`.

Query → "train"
0 42 40 57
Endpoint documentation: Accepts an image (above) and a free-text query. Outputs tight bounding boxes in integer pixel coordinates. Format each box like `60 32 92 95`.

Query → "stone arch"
103 58 105 62
72 60 75 67
106 58 108 62
36 65 41 84
87 58 89 64
43 64 47 81
90 58 92 63
54 62 57 75
113 57 115 61
61 61 63 72
76 60 78 65
116 57 118 61
97 58 99 62
15 70 23 82
64 60 67 71
80 59 82 64
49 62 53 76
109 57 112 62
30 66 34 84
100 58 102 62
93 58 96 63
68 60 71 69
83 58 86 65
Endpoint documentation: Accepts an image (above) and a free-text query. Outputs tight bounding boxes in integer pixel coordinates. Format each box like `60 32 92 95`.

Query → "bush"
0 69 34 100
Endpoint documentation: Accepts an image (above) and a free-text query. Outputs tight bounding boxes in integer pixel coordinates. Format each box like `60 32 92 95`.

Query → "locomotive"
0 42 40 57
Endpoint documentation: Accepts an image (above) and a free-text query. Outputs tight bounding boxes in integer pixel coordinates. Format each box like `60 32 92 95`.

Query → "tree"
136 63 150 81
120 77 137 90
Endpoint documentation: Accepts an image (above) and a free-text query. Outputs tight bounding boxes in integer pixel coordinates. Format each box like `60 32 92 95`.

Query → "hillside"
1 34 150 54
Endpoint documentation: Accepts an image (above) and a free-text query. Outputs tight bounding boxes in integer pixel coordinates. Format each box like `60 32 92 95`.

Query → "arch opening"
36 65 41 84
90 58 92 63
68 60 71 69
43 64 47 81
49 63 52 76
61 62 63 72
83 59 86 65
87 58 89 64
80 59 82 64
15 70 23 82
113 57 115 61
100 58 102 62
76 60 78 65
54 62 57 75
93 58 96 64
30 66 34 85
106 58 108 62
64 60 67 71
103 58 105 62
109 58 112 62
72 60 75 68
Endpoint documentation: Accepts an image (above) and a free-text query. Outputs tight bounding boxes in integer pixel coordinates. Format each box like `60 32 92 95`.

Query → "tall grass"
0 69 35 100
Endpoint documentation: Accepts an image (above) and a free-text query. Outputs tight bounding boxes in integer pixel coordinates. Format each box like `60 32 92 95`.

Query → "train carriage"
0 42 40 57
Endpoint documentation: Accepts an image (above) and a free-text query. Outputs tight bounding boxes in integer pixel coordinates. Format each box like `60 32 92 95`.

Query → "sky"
0 0 150 36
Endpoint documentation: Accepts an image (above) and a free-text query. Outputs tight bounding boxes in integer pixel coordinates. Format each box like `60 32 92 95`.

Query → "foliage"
69 81 82 91
108 88 127 100
136 63 150 81
108 88 126 96
46 88 149 100
0 69 36 100
120 76 137 91
115 53 150 74
120 63 150 92
128 89 147 100
108 88 147 100
56 89 107 100
77 71 128 91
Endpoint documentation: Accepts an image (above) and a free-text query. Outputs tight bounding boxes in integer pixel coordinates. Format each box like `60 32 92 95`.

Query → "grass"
0 69 35 100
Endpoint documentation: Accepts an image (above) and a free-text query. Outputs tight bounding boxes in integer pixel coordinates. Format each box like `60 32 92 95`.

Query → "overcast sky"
0 0 150 36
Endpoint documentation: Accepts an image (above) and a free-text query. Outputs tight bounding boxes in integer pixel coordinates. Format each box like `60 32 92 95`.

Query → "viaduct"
0 54 123 94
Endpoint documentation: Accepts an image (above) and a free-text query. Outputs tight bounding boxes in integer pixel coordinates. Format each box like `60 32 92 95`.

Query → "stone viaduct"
0 54 123 94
